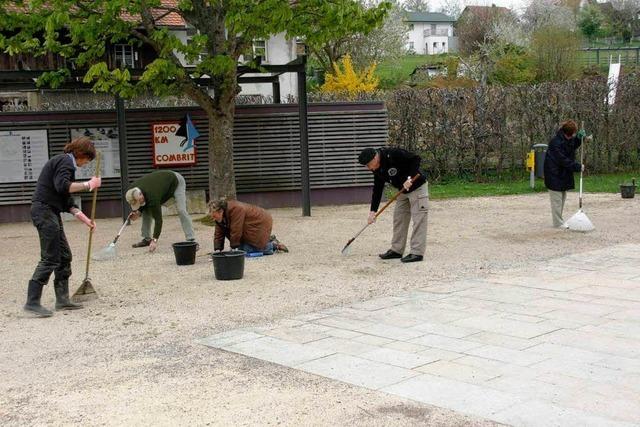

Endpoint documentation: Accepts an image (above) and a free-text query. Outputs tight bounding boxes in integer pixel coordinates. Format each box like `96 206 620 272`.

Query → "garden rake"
341 174 420 255
564 128 595 232
72 152 101 302
92 212 133 261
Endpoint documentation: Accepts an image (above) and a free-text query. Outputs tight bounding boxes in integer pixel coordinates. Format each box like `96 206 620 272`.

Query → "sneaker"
132 238 152 248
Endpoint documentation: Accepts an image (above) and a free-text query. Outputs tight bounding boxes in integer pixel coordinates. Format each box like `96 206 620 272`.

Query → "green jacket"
129 170 178 239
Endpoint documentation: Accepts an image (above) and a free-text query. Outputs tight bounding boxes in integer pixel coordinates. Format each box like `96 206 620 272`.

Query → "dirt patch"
0 192 637 425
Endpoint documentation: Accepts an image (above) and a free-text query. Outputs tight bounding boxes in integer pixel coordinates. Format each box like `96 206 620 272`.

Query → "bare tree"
348 0 409 69
437 0 464 19
404 0 430 13
523 0 576 31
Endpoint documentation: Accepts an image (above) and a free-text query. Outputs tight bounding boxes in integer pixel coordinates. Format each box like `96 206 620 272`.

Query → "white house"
170 24 298 101
405 12 457 55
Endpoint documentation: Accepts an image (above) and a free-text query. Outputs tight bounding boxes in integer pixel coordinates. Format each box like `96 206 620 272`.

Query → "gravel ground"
0 191 637 426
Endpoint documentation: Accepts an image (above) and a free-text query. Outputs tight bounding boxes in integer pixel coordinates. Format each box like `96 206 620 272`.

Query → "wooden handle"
84 152 101 279
374 173 421 219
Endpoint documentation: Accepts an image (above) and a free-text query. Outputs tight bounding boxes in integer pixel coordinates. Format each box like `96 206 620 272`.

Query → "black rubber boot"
54 280 83 310
24 280 53 317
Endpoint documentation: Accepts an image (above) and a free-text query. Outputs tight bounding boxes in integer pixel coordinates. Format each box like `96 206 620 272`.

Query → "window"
252 40 268 62
113 44 136 68
409 42 414 50
186 27 207 64
408 23 414 30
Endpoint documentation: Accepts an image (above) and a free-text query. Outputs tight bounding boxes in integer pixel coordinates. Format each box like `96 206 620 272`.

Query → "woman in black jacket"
25 137 102 317
543 120 585 227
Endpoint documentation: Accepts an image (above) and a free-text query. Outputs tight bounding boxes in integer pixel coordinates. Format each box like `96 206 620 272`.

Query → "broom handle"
579 123 584 209
84 152 101 279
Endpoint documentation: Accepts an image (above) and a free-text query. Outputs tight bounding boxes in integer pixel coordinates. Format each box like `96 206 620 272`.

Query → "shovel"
93 212 133 261
341 173 420 255
72 152 101 302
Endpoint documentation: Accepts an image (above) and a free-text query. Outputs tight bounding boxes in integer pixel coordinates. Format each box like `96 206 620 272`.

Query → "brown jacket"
214 200 273 251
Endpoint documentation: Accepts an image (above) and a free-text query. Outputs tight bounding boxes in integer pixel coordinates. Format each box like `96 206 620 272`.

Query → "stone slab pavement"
199 244 640 426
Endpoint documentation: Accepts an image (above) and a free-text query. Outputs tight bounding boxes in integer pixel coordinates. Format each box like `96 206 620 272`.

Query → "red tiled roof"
3 1 186 28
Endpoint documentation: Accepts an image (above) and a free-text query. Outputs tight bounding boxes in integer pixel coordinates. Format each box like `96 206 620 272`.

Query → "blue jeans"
238 242 274 255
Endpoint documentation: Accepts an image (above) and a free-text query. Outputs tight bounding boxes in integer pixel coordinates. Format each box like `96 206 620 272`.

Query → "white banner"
606 62 621 107
0 129 49 183
71 127 121 178
152 118 198 167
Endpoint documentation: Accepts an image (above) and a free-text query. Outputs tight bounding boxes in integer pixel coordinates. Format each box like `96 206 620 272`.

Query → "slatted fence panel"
0 103 387 206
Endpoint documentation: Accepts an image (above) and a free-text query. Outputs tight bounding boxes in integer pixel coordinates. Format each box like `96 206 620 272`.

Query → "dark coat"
370 147 427 211
32 154 77 214
214 201 273 251
544 130 582 192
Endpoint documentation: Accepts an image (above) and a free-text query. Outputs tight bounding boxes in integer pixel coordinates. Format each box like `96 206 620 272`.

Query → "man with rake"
358 147 428 263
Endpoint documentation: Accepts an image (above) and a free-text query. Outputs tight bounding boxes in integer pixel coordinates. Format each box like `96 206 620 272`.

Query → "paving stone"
351 334 394 346
540 329 640 358
352 322 426 341
408 334 482 353
465 345 550 367
304 337 378 356
409 321 480 339
529 358 630 384
322 328 363 339
593 355 640 374
297 353 419 390
351 296 407 311
502 313 546 323
222 336 335 367
415 360 500 383
198 331 264 348
417 347 465 361
261 326 329 344
524 343 608 364
492 400 637 427
528 298 620 317
381 374 522 420
537 309 607 326
359 347 439 369
573 285 640 302
453 315 560 339
491 302 555 316
313 316 375 332
382 340 430 354
465 331 537 350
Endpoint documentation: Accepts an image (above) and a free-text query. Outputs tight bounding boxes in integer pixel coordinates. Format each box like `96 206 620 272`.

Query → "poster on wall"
0 129 49 183
71 127 121 179
152 114 199 167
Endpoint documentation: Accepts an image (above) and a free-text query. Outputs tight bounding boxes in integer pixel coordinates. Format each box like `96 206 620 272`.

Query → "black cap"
358 148 377 165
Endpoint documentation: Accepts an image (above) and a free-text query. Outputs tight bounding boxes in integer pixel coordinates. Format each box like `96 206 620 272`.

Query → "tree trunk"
208 76 239 201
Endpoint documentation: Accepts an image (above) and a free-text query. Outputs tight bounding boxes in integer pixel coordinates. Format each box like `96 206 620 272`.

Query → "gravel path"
0 191 637 426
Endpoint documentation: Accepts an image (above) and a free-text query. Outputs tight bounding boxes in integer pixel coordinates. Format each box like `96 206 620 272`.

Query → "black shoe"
132 238 152 248
379 250 402 260
401 254 423 263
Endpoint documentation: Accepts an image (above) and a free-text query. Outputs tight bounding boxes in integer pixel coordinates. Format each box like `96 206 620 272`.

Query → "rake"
341 173 420 255
564 128 595 232
72 152 101 302
92 212 133 261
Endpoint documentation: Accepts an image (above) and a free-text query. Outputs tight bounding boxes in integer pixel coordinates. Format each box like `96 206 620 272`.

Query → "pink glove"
74 211 96 230
86 176 102 191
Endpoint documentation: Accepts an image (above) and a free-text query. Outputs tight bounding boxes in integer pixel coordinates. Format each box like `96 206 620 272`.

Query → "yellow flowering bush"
320 55 379 98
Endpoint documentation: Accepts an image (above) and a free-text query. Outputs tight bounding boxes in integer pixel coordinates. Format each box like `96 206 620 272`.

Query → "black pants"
30 201 72 285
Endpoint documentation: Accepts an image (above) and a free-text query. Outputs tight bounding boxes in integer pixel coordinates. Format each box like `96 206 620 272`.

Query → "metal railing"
580 47 640 65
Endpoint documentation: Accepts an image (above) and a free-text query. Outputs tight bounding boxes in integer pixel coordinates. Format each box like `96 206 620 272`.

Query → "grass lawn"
428 172 637 200
375 54 452 88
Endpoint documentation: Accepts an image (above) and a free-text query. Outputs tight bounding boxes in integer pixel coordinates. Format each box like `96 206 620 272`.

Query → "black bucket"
620 179 636 199
172 241 198 265
212 250 245 280
620 184 636 199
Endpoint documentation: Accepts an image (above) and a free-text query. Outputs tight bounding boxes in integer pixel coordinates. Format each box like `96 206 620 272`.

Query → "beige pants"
391 183 429 256
549 190 567 227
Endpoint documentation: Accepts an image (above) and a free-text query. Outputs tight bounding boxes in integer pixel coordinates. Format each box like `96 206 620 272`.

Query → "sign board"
152 115 199 167
71 127 121 178
606 62 621 106
0 129 49 183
